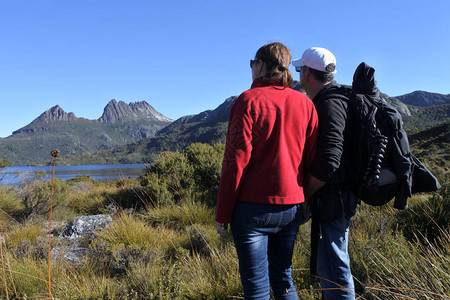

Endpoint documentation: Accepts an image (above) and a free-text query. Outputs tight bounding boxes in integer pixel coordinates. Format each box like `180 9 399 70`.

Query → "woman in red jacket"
215 42 318 300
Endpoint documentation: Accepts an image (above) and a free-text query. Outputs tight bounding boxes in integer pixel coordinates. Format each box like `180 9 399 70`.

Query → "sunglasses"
250 59 260 68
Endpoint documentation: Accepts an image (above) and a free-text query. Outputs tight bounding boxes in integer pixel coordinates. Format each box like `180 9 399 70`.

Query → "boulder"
61 214 112 239
51 246 88 265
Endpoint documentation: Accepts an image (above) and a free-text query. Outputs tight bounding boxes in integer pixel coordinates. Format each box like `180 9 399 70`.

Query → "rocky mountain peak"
37 105 78 123
98 99 172 124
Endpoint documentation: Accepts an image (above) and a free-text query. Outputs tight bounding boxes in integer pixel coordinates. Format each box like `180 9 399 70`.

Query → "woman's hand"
216 221 229 237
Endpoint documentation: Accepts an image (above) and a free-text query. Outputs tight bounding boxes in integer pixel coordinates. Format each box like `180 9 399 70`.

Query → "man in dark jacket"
293 47 358 300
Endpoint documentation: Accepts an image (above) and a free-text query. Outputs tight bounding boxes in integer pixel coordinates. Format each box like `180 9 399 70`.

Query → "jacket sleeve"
309 97 348 182
303 106 319 175
215 95 253 223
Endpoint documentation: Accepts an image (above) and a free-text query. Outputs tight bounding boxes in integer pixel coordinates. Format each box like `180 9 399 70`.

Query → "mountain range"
0 85 449 165
0 100 172 165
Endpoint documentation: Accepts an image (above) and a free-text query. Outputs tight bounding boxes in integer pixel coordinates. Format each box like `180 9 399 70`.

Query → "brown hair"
255 42 293 88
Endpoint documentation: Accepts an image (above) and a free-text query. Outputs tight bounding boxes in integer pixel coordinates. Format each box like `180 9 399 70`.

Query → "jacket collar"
312 81 341 103
251 79 286 90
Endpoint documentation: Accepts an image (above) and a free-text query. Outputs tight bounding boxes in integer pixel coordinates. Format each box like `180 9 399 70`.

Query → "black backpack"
326 62 440 209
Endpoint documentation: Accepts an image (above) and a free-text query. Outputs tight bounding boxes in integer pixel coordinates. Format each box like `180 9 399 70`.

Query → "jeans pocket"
235 202 272 227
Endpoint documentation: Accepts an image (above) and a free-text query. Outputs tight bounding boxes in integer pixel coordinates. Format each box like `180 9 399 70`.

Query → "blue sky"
0 0 449 138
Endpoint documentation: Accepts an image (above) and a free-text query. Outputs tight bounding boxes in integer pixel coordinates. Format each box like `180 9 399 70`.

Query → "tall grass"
363 231 450 299
145 200 214 229
349 194 450 299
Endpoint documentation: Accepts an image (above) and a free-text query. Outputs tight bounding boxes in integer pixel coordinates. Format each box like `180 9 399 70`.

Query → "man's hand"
304 174 326 200
216 221 229 237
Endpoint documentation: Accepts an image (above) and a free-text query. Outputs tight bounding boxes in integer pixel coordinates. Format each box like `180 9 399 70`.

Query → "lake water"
0 164 148 185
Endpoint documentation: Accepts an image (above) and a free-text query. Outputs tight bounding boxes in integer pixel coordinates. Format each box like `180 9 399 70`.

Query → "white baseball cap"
292 47 337 73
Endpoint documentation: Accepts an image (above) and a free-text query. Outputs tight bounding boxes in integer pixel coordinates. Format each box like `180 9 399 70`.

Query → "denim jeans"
317 190 358 300
231 201 304 300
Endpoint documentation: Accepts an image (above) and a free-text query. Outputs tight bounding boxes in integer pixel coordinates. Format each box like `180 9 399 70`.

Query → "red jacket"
215 80 319 223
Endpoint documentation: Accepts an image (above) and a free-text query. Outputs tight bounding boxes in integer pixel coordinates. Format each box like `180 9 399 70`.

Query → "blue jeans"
231 201 304 300
317 190 358 300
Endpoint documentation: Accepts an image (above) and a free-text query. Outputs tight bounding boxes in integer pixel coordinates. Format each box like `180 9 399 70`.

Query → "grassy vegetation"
0 142 449 299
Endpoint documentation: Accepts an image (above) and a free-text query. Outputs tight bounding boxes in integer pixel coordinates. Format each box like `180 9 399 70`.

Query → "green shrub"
140 143 224 207
66 175 101 186
18 179 68 218
140 172 176 206
183 143 224 205
151 150 195 190
140 150 195 206
0 158 11 168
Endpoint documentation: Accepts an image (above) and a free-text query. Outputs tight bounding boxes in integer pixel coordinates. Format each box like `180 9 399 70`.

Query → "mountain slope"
402 104 450 132
408 120 450 183
157 96 237 135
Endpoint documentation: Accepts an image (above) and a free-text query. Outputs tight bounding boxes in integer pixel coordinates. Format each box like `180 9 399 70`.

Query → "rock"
88 242 157 276
388 98 412 116
61 214 112 239
14 239 48 259
48 214 113 265
51 245 88 265
38 105 78 123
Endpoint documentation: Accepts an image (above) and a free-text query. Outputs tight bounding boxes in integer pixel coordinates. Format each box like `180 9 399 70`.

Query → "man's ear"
304 67 313 79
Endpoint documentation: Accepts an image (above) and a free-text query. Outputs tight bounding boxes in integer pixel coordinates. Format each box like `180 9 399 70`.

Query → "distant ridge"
394 91 450 107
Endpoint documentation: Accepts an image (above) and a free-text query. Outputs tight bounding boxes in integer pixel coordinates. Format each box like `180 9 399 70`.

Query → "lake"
0 164 148 185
